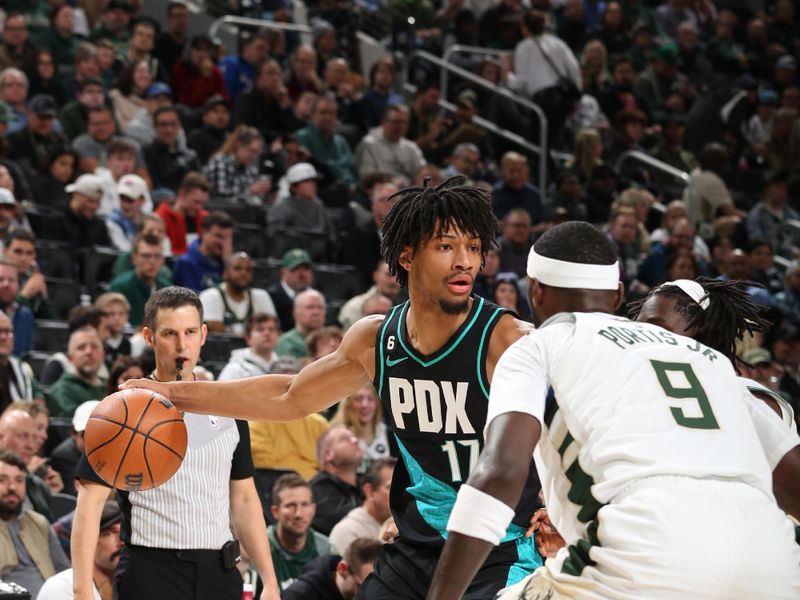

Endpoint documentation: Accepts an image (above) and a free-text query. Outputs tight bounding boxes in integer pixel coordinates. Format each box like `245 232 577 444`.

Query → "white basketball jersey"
488 312 774 545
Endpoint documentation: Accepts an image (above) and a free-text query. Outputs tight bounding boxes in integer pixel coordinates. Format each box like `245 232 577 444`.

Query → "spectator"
0 412 57 520
330 386 390 464
39 306 111 386
496 208 533 277
35 4 79 70
743 89 779 148
26 49 68 108
104 356 143 398
124 82 174 147
296 94 357 187
589 3 628 55
68 42 103 98
583 164 619 223
203 125 270 204
0 450 68 596
746 171 800 259
748 240 784 296
638 217 707 287
37 500 122 599
310 424 364 536
110 233 171 326
338 260 400 331
286 46 322 103
93 292 132 365
106 173 149 251
0 311 35 410
268 249 314 333
355 105 426 181
607 207 642 290
0 189 17 249
218 313 281 380
144 105 200 191
0 68 29 135
111 212 173 277
199 252 277 335
6 94 67 178
31 146 76 207
407 83 443 161
187 95 230 164
665 248 699 282
546 170 588 221
493 273 524 314
682 142 738 239
112 18 162 80
275 289 326 359
48 399 98 496
356 57 401 130
47 326 106 418
59 77 105 141
606 109 647 172
54 173 112 248
596 56 643 123
443 143 481 183
232 59 299 144
633 42 690 120
72 107 147 181
268 473 333 591
329 458 393 553
170 34 229 109
282 537 382 600
765 108 800 174
676 22 713 93
88 0 131 53
306 326 343 364
776 263 800 322
154 1 189 72
268 162 338 262
108 60 153 131
0 260 33 357
154 171 210 256
0 14 36 72
650 113 698 197
218 30 270 102
655 0 699 40
491 152 544 224
172 211 232 292
567 128 603 184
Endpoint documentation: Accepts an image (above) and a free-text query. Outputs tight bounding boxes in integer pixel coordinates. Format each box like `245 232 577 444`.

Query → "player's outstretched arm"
72 481 113 600
120 317 381 421
426 412 542 600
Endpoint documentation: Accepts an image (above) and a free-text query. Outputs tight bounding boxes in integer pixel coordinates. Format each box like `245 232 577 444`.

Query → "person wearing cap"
88 0 131 53
355 105 426 182
188 95 230 164
170 34 229 109
746 171 800 259
268 162 338 263
48 400 99 497
268 249 314 332
154 2 190 73
774 55 797 92
296 94 357 187
106 173 149 251
743 88 779 147
38 500 123 600
144 105 200 191
58 77 106 140
6 93 67 177
123 81 175 147
0 188 18 248
54 174 112 248
649 113 698 195
633 42 691 120
0 448 69 596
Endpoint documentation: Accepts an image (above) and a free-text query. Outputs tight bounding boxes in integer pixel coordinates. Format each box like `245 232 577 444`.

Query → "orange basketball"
84 388 188 491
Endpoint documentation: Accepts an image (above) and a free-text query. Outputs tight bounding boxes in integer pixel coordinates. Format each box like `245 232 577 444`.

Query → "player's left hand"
527 508 565 558
119 379 174 403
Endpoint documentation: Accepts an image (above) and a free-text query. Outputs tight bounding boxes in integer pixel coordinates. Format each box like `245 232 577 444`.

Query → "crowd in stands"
0 0 796 597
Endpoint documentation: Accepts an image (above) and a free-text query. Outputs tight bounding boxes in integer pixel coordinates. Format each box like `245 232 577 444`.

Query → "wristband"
446 484 515 545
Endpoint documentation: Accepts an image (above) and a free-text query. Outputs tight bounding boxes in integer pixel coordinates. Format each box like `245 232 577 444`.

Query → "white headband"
658 279 710 310
527 248 620 290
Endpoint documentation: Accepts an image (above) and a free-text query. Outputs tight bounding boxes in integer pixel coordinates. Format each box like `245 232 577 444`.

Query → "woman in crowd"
203 125 271 204
109 60 154 131
25 48 69 106
331 385 390 468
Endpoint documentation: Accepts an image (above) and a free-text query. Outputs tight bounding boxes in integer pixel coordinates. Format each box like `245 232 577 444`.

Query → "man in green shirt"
296 95 357 187
268 473 334 591
110 233 171 326
275 289 326 359
47 326 107 418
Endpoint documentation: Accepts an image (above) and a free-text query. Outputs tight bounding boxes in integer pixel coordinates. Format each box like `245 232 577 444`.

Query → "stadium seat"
201 333 247 364
83 246 122 296
35 241 77 281
252 258 281 289
207 201 266 227
314 264 363 303
46 279 82 320
233 224 266 258
23 350 54 381
267 229 331 264
48 492 77 520
25 205 63 242
33 320 70 352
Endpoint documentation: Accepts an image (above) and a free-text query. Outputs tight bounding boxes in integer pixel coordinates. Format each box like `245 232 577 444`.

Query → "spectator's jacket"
0 510 56 581
295 125 357 186
1 355 36 405
54 207 112 249
172 239 223 293
281 555 342 600
218 55 256 101
309 471 363 536
249 413 328 479
110 270 172 326
46 372 107 418
0 302 34 357
218 348 277 381
267 524 333 591
154 202 208 256
170 59 230 109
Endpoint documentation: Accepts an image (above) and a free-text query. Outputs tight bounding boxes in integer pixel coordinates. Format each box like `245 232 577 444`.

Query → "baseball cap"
286 162 319 184
742 347 771 366
72 400 100 432
202 94 228 114
281 248 312 270
456 89 477 109
776 55 797 70
0 101 11 125
117 174 148 200
145 82 172 99
100 500 122 531
758 89 779 106
66 174 104 199
656 43 678 64
28 94 57 116
0 189 15 207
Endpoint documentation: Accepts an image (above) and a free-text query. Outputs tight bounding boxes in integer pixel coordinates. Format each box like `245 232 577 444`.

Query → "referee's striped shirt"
77 412 254 550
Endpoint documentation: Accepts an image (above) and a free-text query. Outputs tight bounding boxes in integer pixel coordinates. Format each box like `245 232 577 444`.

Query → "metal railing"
209 15 312 46
404 50 549 190
614 150 690 185
440 44 509 94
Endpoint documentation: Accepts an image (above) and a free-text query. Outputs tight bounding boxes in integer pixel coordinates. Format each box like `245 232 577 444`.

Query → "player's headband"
526 248 620 290
657 279 710 310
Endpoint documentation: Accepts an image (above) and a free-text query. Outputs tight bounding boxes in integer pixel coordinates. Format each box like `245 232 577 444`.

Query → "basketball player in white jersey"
426 222 800 600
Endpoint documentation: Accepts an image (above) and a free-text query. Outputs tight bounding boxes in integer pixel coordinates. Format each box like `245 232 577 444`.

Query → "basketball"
84 388 188 491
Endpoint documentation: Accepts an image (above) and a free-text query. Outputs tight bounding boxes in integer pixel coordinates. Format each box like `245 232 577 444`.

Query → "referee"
70 287 280 600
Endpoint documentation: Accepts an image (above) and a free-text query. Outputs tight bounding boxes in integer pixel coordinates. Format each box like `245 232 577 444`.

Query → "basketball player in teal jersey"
124 178 544 599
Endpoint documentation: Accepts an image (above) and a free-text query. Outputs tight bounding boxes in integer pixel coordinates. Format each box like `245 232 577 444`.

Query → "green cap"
0 101 11 125
656 43 679 64
282 248 312 270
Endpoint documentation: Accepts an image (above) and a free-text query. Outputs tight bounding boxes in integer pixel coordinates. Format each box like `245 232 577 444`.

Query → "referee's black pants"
116 545 243 600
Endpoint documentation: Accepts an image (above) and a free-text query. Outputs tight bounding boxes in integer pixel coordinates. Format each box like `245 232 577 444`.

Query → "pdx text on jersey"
389 377 476 434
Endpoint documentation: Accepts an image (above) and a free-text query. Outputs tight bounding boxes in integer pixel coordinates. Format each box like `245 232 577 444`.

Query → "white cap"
0 188 16 206
66 174 104 200
286 162 318 185
72 400 101 432
117 174 148 200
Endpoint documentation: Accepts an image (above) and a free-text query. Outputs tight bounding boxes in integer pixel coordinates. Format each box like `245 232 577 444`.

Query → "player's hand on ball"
528 508 565 559
119 378 173 403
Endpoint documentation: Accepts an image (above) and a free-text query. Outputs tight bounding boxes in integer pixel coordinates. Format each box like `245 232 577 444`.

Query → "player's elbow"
467 450 529 507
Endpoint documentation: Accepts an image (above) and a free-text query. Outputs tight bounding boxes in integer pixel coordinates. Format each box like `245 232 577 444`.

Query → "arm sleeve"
230 419 255 480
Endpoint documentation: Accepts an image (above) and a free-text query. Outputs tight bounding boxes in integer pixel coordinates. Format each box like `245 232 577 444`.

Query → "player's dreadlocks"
628 277 771 368
380 176 499 287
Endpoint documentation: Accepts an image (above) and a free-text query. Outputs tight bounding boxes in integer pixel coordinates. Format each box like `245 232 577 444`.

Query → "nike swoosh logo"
386 356 408 367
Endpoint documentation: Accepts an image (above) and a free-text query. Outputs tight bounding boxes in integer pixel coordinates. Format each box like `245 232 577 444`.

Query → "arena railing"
209 15 312 47
403 49 549 192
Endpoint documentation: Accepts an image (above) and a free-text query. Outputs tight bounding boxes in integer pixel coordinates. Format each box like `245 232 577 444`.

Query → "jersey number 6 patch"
650 360 720 430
